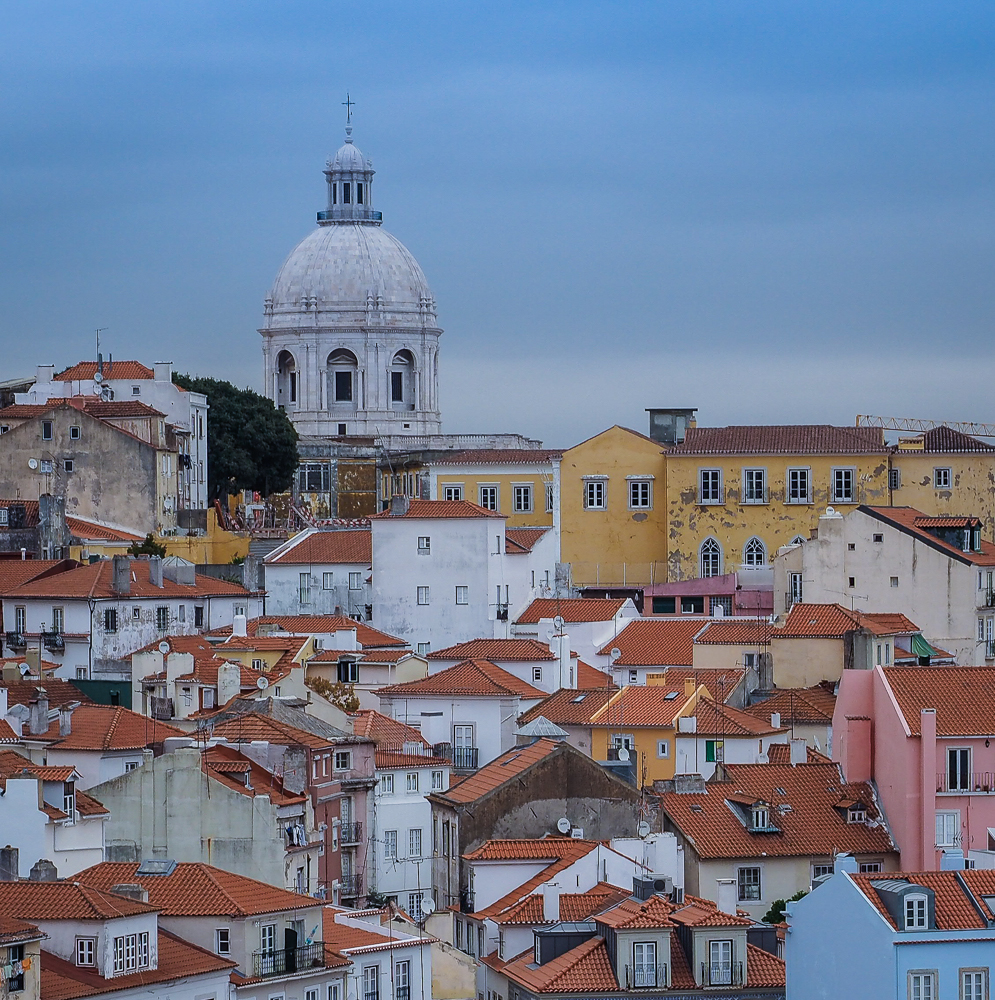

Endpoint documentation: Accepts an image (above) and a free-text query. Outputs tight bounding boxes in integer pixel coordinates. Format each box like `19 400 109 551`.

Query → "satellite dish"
421 896 436 916
552 615 565 631
93 372 102 383
158 641 170 654
637 821 651 838
27 459 38 470
825 506 836 516
256 676 270 689
556 817 571 834
610 647 622 663
617 747 630 762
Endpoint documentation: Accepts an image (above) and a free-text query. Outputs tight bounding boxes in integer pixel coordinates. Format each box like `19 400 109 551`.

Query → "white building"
264 527 372 618
22 360 209 510
773 505 995 665
513 597 642 664
371 498 556 652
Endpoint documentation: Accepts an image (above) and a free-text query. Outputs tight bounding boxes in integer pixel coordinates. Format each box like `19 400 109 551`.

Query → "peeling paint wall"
892 452 995 540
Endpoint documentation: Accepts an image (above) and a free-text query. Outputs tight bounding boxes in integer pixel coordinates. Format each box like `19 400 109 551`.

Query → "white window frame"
908 971 935 1000
381 774 394 795
786 467 811 504
737 865 761 901
657 740 669 758
512 484 534 513
699 537 722 578
432 769 444 790
417 536 431 554
743 536 767 568
384 829 398 858
545 482 555 512
627 478 653 510
947 747 971 791
416 586 430 605
478 484 498 510
334 750 353 771
322 572 334 590
583 478 607 510
709 939 733 986
742 468 767 504
443 484 463 501
832 467 856 504
935 811 960 848
409 827 422 857
455 585 468 605
406 772 419 792
299 572 312 605
349 571 362 590
699 468 722 504
960 969 987 1000
75 937 96 967
934 467 952 489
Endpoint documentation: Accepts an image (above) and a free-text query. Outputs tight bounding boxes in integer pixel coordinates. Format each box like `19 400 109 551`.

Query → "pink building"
835 665 995 870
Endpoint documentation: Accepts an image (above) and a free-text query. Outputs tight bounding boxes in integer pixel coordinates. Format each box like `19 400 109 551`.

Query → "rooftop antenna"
95 328 108 374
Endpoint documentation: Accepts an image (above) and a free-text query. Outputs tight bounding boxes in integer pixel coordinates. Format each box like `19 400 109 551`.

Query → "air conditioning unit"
670 886 684 904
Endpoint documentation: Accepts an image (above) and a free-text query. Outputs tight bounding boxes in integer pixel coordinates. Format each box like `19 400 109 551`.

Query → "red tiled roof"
436 739 562 804
0 915 43 944
694 618 774 645
358 649 413 662
779 603 919 638
0 719 19 742
668 424 888 455
0 499 39 527
590 685 700 728
596 893 677 929
269 529 371 564
41 930 236 1000
377 659 544 699
322 909 433 956
742 683 837 725
505 528 549 553
745 942 787 987
76 861 320 916
200 712 340 750
75 790 109 817
683 698 787 737
350 710 431 749
501 935 617 993
0 880 158 919
432 449 563 465
32 705 183 750
914 515 981 528
577 659 612 687
882 666 995 736
596 618 705 665
209 615 406 647
516 598 628 625
861 506 995 567
669 896 753 928
0 751 78 781
465 837 595 862
67 518 144 542
370 499 504 519
914 426 995 454
517 688 617 727
376 750 443 769
1 678 92 708
491 883 631 925
851 869 995 930
428 639 555 662
0 398 165 420
0 559 76 595
55 361 155 381
659 761 895 860
765 743 831 765
202 745 306 806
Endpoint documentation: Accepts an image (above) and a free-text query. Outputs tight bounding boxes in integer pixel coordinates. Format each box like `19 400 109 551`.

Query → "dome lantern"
319 125 381 225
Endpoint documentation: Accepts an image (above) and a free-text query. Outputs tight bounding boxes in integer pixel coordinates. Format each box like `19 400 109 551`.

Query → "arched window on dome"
700 538 722 578
276 350 298 411
743 536 768 568
327 349 358 409
390 350 415 410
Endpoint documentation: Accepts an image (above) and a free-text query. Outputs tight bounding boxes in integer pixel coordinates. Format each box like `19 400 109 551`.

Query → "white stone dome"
264 223 438 331
328 138 369 172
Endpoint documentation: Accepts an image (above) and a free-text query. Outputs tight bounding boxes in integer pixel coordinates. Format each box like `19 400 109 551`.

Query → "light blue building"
786 853 994 1000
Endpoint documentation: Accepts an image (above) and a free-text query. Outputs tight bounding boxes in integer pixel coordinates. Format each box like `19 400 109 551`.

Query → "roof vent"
111 883 149 902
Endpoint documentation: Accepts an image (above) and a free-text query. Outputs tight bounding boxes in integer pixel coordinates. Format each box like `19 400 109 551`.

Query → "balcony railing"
459 889 475 913
701 961 743 987
339 874 363 897
983 589 995 609
42 631 64 651
396 988 410 1000
451 747 479 770
150 696 174 721
625 964 668 989
252 942 325 978
340 822 363 845
317 209 382 222
4 631 26 650
696 488 724 506
986 640 995 660
937 771 995 793
742 489 769 505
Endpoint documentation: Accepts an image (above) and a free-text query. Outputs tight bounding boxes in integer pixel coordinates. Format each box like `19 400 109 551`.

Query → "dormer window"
751 804 770 830
848 806 867 824
905 893 928 929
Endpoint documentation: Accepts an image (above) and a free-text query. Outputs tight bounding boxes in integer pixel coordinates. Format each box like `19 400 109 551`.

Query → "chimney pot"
789 738 807 766
389 495 410 516
715 878 736 916
111 882 149 902
28 859 58 882
29 688 50 736
541 882 560 923
0 846 19 881
770 712 781 729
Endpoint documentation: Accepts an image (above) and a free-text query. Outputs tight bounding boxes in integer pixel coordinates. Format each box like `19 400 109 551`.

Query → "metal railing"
4 631 26 650
625 964 668 988
742 489 769 505
937 771 995 793
42 631 64 651
459 889 475 913
452 747 479 770
340 822 363 845
150 696 174 721
252 941 325 977
983 589 995 608
339 874 363 897
701 961 743 987
396 988 409 1000
986 640 995 660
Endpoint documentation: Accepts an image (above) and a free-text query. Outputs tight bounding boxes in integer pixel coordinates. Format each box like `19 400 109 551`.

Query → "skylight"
664 692 679 700
136 859 176 876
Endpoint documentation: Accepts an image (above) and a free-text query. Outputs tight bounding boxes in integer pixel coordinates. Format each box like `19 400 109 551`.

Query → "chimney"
940 849 966 870
331 627 358 651
58 705 73 737
148 556 164 588
549 631 573 690
231 614 247 638
770 712 781 729
112 555 131 595
217 661 241 708
0 687 7 719
541 882 561 923
789 738 807 766
2 664 20 684
0 846 19 881
834 853 859 875
153 362 172 383
29 688 50 736
36 364 55 384
28 859 58 882
715 878 736 916
111 882 149 902
389 495 410 516
684 677 696 699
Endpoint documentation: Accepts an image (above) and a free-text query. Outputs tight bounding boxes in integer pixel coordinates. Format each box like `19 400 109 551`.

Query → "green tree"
761 890 807 925
306 675 361 713
127 533 167 558
172 374 299 500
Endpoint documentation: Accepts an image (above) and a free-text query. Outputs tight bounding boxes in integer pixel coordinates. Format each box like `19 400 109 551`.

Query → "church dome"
328 137 369 172
264 223 437 331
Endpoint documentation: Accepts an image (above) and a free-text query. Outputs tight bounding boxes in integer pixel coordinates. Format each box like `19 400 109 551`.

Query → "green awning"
911 633 937 658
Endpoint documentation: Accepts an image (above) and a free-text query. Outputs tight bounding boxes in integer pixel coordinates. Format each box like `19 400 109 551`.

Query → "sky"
2 1 994 447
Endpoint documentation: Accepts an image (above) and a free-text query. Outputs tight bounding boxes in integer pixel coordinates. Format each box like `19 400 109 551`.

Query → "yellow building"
559 426 668 587
428 449 561 528
664 425 892 581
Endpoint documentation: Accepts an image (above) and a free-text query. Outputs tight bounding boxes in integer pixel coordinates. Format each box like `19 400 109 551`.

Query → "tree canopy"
173 374 299 500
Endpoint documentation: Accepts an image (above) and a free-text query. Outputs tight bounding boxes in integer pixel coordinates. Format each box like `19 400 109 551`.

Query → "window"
216 928 231 954
417 586 430 605
104 608 118 632
417 536 431 554
786 467 811 503
334 751 352 771
848 576 855 588
657 740 669 758
300 572 312 604
905 893 928 930
323 572 334 590
124 760 139 771
432 769 444 790
178 604 186 623
299 463 332 492
363 966 379 1000
948 747 971 791
349 571 362 590
934 467 952 489
112 932 149 973
328 985 341 1000
131 385 141 396
709 940 733 986
532 666 542 682
699 538 722 578
632 942 657 987
584 479 607 510
409 828 422 857
961 970 987 1000
194 605 204 627
40 459 53 474
334 370 353 402
75 937 96 966
652 596 676 614
391 370 403 402
384 829 397 857
742 468 767 504
0 426 6 435
155 606 169 630
478 485 498 510
512 484 533 513
342 182 352 204
909 972 935 1000
337 660 359 683
936 811 960 847
628 480 652 509
832 467 855 503
873 532 884 543
381 773 394 794
737 866 761 901
699 469 722 504
812 864 833 879
260 923 276 954
705 740 725 763
7 944 24 991
63 459 74 472
14 606 25 633
53 607 64 632
891 576 899 588
546 483 555 512
443 484 463 501
306 990 319 1000
743 536 767 567
42 420 53 440
417 641 430 655
788 572 803 606
406 772 419 792
859 861 883 873
889 467 901 490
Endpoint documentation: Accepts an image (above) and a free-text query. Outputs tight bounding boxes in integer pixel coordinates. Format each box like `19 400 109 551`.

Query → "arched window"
276 350 298 409
699 538 722 578
743 537 767 567
327 349 358 407
390 350 415 408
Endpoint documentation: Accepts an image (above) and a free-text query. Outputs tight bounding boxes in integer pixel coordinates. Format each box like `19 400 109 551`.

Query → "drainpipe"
921 709 937 870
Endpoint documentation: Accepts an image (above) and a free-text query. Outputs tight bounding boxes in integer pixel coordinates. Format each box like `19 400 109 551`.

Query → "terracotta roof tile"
428 639 555 662
0 719 19 742
596 618 706 665
0 880 158 920
202 745 306 806
745 942 787 987
322 909 433 955
505 528 549 553
765 743 831 764
0 499 39 527
491 883 632 925
518 688 617 727
1 678 92 708
465 838 595 862
596 893 678 929
432 449 562 465
370 499 504 519
74 790 109 817
779 603 918 638
914 426 995 454
516 598 629 625
0 559 76 594
682 698 787 737
54 361 155 381
28 705 183 750
668 424 888 455
377 659 544 699
882 666 995 736
200 712 340 750
590 685 698 728
742 683 836 725
851 869 995 930
268 529 371 565
66 518 143 542
375 750 444 769
860 506 995 567
350 710 431 749
357 649 414 663
209 615 406 647
435 739 562 804
76 861 320 917
694 618 774 645
0 751 77 781
659 761 895 860
502 935 618 993
577 660 612 687
0 915 43 944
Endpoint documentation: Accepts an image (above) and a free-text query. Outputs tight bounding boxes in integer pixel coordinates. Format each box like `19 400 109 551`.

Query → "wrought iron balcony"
451 746 478 770
42 631 64 651
986 639 995 660
340 822 363 845
701 961 743 987
4 631 26 650
937 771 995 793
252 941 325 978
983 589 995 608
339 874 363 898
625 964 668 989
150 696 174 721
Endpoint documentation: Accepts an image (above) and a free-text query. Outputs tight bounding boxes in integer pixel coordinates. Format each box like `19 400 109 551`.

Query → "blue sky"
2 1 994 445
